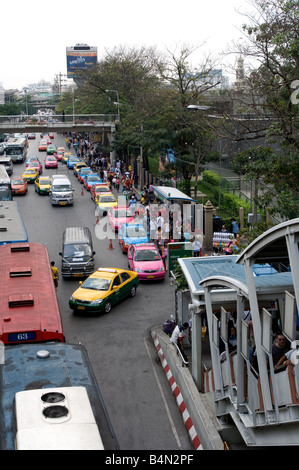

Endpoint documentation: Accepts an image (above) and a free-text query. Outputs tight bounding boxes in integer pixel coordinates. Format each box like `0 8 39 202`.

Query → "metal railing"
0 114 118 133
0 114 118 124
170 341 189 367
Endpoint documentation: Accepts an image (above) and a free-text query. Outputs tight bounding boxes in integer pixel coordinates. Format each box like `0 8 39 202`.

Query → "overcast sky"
1 0 250 90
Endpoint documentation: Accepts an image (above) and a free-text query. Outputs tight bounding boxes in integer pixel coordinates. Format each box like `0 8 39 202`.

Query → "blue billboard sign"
66 49 98 78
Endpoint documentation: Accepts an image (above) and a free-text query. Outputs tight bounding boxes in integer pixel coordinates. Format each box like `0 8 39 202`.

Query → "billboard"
66 45 97 79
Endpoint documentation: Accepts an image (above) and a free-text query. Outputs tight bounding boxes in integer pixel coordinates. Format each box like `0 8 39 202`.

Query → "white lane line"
144 336 182 449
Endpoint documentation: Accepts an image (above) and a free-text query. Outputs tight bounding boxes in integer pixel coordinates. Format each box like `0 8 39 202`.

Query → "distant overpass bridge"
0 114 118 134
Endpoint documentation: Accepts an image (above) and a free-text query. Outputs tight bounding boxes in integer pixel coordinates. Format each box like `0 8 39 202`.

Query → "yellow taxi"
34 176 52 194
69 267 139 314
62 152 73 164
21 168 39 183
73 161 88 177
95 193 118 216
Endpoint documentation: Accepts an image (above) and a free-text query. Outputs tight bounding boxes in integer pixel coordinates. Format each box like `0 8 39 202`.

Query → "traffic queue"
11 132 168 317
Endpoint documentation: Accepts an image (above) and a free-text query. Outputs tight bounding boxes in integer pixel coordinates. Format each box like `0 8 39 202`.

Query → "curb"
151 331 203 450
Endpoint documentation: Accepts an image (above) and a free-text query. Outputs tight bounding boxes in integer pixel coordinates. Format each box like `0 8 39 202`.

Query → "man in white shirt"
170 323 189 363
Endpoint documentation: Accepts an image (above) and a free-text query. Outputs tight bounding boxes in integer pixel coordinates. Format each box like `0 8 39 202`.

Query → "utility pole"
54 72 67 94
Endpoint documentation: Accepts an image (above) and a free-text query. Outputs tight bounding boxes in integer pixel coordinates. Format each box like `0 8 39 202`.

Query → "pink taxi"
127 243 165 281
108 206 135 231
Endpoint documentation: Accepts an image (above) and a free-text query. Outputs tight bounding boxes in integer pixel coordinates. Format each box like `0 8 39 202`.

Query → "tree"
150 44 222 196
228 0 299 220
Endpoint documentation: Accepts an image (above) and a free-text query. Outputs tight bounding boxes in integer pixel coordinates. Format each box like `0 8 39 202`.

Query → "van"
59 227 95 278
0 155 13 175
50 175 74 205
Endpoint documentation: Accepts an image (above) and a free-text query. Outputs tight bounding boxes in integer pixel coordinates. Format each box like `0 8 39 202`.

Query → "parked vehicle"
59 226 95 278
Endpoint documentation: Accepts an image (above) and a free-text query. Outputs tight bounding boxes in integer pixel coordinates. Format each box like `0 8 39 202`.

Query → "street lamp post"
105 89 120 121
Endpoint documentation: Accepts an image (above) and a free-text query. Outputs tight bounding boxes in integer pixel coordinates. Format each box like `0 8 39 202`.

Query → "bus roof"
153 186 197 203
0 242 64 344
0 201 28 244
0 342 119 450
6 136 27 146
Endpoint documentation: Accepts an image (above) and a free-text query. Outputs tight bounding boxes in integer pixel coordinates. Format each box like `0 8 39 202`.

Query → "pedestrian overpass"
0 114 118 134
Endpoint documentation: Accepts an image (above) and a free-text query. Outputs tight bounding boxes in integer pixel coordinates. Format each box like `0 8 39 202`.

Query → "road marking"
144 337 182 449
151 333 203 450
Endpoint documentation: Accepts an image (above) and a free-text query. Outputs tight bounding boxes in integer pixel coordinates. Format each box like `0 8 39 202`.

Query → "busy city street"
14 133 194 450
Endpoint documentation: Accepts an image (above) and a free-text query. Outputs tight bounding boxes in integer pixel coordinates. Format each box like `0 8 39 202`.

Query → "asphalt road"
14 133 194 451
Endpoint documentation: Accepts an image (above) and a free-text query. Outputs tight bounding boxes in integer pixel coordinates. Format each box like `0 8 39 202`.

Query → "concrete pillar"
191 310 203 391
239 207 244 231
203 200 214 252
136 156 142 190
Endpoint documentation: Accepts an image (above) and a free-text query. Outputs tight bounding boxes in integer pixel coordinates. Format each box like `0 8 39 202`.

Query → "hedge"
201 170 251 217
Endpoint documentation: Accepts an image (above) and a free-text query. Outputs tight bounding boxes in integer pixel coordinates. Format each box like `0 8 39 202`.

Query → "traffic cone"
109 239 113 250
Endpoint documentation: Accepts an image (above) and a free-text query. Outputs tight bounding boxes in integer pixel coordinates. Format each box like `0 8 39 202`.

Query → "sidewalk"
150 325 224 450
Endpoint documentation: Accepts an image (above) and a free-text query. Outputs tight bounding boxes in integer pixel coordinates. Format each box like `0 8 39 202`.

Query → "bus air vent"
14 387 104 450
42 405 69 419
9 267 32 277
8 294 34 307
10 243 30 252
41 392 66 403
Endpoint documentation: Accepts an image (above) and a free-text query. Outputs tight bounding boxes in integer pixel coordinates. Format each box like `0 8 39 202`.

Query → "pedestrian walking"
192 236 202 257
230 218 239 238
51 261 59 290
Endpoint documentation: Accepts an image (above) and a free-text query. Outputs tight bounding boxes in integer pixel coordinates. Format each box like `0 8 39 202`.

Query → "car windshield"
100 196 115 203
12 179 24 185
52 184 72 192
88 176 100 181
47 157 56 161
81 278 111 291
135 249 160 261
125 226 147 237
40 179 51 185
25 169 36 174
96 187 110 192
114 209 132 218
63 243 92 258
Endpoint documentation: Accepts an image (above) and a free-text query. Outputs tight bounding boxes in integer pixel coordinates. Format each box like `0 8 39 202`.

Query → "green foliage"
172 264 188 291
202 170 251 216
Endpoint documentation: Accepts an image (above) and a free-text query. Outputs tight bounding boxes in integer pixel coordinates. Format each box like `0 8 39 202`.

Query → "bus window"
0 165 12 201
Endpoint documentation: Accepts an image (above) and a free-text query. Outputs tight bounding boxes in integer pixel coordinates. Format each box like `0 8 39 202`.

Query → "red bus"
0 242 64 344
